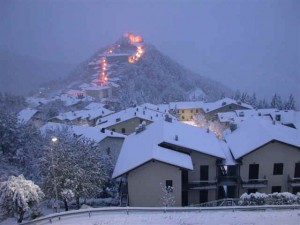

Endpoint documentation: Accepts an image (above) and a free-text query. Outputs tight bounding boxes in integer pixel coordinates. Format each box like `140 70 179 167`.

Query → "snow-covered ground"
1 209 299 225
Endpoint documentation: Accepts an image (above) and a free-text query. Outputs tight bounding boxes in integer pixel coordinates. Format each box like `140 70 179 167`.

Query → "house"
216 109 300 132
83 85 112 100
112 118 227 206
18 108 38 124
49 107 114 126
96 104 174 135
225 118 300 196
169 98 253 122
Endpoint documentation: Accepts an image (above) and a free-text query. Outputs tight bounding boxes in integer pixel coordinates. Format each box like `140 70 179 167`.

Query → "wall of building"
188 151 218 204
177 108 202 121
239 141 300 195
128 161 182 207
98 137 124 165
106 117 152 135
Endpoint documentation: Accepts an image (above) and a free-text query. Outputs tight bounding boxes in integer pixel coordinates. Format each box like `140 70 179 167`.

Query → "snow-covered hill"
51 33 232 109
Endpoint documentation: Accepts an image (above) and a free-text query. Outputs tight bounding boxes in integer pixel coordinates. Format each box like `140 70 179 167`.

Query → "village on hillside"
17 92 300 207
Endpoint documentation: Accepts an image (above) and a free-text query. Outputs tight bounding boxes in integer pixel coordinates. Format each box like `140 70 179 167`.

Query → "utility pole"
51 137 59 213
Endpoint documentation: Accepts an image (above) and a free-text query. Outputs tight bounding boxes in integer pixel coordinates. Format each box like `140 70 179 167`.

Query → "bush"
239 192 300 206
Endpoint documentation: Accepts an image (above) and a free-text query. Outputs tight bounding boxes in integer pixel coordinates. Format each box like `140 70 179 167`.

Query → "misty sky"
0 0 299 102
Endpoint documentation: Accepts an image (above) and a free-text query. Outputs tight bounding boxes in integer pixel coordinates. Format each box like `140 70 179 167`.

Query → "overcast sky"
0 0 299 102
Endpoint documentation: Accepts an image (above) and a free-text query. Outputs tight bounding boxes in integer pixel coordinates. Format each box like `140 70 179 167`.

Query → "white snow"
2 209 299 225
225 117 300 159
96 104 173 128
17 108 38 123
40 122 125 143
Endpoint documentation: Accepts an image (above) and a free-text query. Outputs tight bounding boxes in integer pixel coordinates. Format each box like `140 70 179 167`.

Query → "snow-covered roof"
17 108 38 123
96 104 174 128
83 86 110 91
40 122 125 143
203 98 253 113
225 118 300 159
169 101 204 110
85 102 105 110
218 109 300 129
53 107 114 121
112 119 226 178
26 97 50 107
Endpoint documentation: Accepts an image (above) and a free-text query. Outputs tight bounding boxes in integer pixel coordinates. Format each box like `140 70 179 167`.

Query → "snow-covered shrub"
268 192 298 205
239 192 300 206
160 183 175 207
239 192 268 206
0 175 44 223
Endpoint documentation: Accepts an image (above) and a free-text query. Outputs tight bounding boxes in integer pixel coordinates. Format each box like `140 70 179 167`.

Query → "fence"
20 204 300 225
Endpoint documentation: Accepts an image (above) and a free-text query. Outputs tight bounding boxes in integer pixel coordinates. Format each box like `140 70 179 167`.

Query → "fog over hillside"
0 50 75 95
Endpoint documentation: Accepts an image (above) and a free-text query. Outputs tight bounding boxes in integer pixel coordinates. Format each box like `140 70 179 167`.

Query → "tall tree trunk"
17 209 25 223
76 197 80 209
64 199 69 211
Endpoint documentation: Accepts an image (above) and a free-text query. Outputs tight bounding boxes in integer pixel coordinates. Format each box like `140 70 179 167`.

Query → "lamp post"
51 137 59 213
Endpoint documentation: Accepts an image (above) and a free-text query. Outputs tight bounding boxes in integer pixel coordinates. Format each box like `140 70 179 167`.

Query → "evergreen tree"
270 93 283 110
284 94 296 110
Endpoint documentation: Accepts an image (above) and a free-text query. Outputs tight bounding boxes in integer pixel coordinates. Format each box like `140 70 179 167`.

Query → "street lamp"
50 137 59 213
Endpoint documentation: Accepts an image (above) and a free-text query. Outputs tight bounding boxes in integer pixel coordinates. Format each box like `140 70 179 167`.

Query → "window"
182 110 185 113
166 180 173 187
112 128 116 132
191 110 193 113
273 163 283 175
121 128 126 134
181 116 185 120
272 186 281 193
165 180 173 193
190 116 193 119
196 109 199 113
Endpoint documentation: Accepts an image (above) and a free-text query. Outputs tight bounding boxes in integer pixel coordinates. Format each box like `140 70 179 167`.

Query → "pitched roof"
112 119 226 178
225 118 300 159
40 122 125 143
96 104 173 128
17 108 38 123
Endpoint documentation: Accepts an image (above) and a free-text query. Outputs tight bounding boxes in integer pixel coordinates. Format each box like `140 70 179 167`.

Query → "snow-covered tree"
270 93 283 110
194 113 208 127
0 175 44 223
284 94 296 110
40 130 107 210
160 183 175 207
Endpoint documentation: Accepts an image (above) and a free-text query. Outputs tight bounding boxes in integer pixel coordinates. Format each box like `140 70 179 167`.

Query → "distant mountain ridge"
0 49 75 95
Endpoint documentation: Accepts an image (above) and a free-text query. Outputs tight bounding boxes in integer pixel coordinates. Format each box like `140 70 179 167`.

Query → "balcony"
183 180 218 190
288 175 300 187
218 176 239 186
241 177 268 189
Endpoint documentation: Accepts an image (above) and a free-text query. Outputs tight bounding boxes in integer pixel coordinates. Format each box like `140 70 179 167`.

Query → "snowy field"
1 209 300 225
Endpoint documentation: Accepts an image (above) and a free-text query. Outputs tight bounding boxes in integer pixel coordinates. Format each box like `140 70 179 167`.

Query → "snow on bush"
239 192 300 206
160 183 175 207
0 175 44 223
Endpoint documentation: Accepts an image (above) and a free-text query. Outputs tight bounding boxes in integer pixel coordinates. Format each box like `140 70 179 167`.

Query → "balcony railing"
241 177 268 189
183 180 217 190
288 175 300 187
218 176 239 185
